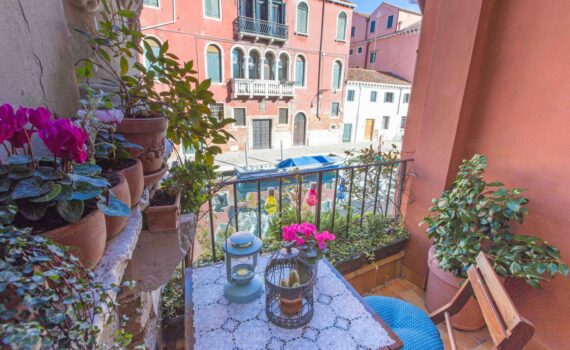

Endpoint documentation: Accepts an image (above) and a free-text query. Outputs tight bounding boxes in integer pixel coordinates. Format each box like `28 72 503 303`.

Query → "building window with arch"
278 53 289 81
332 60 342 90
296 2 309 34
264 52 276 80
249 51 261 79
232 48 245 79
204 0 221 19
295 55 306 87
206 44 222 83
336 12 347 41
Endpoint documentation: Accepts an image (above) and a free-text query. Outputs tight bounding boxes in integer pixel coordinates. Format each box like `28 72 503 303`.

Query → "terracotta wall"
401 0 570 348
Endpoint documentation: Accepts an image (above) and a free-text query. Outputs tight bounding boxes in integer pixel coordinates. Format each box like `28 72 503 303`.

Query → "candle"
236 267 250 276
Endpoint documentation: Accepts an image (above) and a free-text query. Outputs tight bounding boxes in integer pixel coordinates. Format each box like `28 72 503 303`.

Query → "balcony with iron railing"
233 16 288 43
231 78 295 99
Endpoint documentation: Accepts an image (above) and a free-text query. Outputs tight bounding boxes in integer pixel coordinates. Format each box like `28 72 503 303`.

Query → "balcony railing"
231 78 295 99
233 16 288 42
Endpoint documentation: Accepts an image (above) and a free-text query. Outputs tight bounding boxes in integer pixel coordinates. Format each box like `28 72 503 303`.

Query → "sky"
350 0 420 15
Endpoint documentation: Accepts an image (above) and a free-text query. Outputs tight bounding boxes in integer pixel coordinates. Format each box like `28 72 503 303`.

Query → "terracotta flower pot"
424 247 485 330
118 158 144 207
105 172 131 241
143 161 168 187
116 116 168 175
143 191 181 233
43 210 107 269
280 296 303 315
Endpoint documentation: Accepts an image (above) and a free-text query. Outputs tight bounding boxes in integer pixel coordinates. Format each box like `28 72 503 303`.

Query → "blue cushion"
364 296 443 350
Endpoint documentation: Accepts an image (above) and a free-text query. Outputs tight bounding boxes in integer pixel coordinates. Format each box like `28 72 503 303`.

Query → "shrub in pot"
422 154 568 329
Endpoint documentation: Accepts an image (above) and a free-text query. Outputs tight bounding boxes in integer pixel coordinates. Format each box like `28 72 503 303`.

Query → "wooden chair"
429 252 535 350
365 252 534 350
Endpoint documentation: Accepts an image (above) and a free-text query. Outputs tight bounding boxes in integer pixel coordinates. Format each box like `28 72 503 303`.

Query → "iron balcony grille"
234 16 288 41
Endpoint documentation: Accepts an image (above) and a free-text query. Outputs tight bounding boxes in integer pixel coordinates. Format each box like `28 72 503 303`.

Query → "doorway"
364 119 375 141
293 113 307 146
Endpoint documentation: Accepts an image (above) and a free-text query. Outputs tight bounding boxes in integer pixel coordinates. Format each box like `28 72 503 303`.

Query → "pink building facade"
141 0 355 152
349 2 421 82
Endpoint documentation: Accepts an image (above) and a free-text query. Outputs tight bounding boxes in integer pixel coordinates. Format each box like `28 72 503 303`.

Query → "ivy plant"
422 154 568 288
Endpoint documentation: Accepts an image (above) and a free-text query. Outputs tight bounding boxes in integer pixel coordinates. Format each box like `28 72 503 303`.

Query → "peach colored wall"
401 0 570 348
366 33 419 81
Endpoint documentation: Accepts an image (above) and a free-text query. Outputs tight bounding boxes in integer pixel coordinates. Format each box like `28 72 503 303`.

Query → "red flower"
39 118 88 164
0 104 16 143
29 107 51 129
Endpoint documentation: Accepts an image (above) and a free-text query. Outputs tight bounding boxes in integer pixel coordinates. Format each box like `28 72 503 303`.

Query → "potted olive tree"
422 154 568 330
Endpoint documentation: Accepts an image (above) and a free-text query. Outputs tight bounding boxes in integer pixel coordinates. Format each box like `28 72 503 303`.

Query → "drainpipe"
353 84 362 143
363 17 370 69
141 0 177 30
316 0 326 120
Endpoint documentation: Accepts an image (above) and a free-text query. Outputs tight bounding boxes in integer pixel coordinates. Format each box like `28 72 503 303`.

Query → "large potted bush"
422 154 568 330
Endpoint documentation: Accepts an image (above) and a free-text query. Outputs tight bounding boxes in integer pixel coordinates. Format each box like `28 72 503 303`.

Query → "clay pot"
143 191 181 233
280 297 303 315
424 246 485 330
43 210 106 269
143 161 168 187
118 158 144 207
116 116 168 175
105 172 131 241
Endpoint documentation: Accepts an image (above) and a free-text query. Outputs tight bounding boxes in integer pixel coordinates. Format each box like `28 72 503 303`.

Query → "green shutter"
297 3 308 34
337 13 346 41
332 62 341 89
205 0 220 18
207 51 221 83
295 58 305 86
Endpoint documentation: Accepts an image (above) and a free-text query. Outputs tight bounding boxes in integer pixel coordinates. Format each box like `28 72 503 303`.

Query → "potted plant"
422 154 568 330
0 104 130 268
281 222 336 274
279 269 303 315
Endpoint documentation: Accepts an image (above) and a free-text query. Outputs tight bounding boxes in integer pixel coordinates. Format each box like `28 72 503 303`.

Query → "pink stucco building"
349 2 421 82
141 0 355 152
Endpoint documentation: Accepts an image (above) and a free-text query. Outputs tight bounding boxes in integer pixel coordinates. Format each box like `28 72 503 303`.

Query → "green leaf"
30 184 62 203
559 264 569 277
72 182 102 201
69 174 109 188
506 199 520 212
56 200 84 223
73 163 102 176
7 155 33 165
0 205 17 225
8 166 34 180
120 56 129 76
117 9 135 18
35 167 63 181
97 192 130 217
12 177 52 200
18 202 48 221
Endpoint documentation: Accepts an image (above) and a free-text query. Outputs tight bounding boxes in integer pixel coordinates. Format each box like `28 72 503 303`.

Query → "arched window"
232 48 245 79
336 12 347 41
278 53 289 81
264 52 276 80
295 55 306 87
332 60 342 90
206 44 222 83
296 2 309 34
249 50 261 79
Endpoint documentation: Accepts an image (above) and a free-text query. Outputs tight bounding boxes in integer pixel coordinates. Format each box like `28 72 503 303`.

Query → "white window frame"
203 0 222 21
143 0 160 8
278 51 292 81
331 59 343 91
204 42 224 85
336 11 348 42
294 53 308 89
230 45 246 79
296 0 310 36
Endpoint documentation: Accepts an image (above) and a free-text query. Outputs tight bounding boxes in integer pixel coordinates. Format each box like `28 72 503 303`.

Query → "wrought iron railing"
194 159 413 262
233 16 288 41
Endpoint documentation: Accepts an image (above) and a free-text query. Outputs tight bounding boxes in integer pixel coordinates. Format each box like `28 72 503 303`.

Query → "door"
293 113 307 146
364 119 375 141
252 119 272 149
342 123 352 143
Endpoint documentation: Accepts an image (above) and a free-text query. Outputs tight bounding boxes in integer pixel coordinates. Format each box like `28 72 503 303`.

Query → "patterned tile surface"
191 258 396 350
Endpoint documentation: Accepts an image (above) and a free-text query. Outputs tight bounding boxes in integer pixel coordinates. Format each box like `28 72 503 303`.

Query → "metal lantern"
223 231 263 304
264 243 316 328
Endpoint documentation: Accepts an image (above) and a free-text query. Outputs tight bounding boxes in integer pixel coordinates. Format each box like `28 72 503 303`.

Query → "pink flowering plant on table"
282 222 336 265
0 103 129 231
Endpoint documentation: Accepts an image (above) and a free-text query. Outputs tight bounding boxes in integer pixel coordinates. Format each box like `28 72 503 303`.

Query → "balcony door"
293 113 307 146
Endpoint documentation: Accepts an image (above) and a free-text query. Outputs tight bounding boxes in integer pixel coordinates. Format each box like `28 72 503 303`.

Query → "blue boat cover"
277 155 338 168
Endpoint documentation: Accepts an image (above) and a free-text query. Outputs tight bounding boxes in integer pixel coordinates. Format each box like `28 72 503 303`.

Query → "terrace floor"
366 278 547 350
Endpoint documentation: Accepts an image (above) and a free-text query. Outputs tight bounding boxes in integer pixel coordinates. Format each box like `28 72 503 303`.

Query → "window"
332 61 342 90
384 92 394 103
351 26 356 37
278 53 289 81
370 91 377 102
370 51 377 64
143 38 161 72
204 0 221 19
278 108 289 124
295 55 306 87
232 48 245 79
336 12 347 41
349 49 354 55
264 52 276 80
400 116 407 129
347 90 355 101
403 93 410 104
382 116 390 130
296 2 309 34
342 123 352 142
233 108 246 126
143 0 159 7
387 15 394 28
249 50 261 80
370 20 376 33
357 47 363 54
331 102 340 117
206 44 222 83
209 103 224 120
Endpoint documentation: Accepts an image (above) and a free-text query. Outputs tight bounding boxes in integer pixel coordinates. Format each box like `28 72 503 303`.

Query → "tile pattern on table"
192 257 395 350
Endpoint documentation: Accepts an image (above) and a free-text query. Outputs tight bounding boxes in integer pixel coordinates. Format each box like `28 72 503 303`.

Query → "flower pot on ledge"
104 172 131 241
143 191 181 233
98 158 144 207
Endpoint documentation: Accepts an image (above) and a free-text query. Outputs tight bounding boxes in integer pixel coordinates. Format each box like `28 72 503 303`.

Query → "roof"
347 68 411 85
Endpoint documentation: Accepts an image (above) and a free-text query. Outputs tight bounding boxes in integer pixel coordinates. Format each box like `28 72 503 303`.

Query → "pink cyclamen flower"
299 222 316 237
282 224 300 242
0 104 16 143
39 118 89 164
94 109 124 125
315 230 336 250
29 107 51 129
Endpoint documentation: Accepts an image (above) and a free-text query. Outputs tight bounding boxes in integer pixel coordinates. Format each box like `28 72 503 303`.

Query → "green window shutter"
297 3 308 34
332 62 341 89
295 58 305 86
337 13 347 41
207 47 221 83
205 0 220 18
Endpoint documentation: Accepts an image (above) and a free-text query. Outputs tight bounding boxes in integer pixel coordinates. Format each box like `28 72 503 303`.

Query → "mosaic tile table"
185 256 403 350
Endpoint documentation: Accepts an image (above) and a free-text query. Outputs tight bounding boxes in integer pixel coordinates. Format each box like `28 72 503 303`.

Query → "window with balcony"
236 0 287 40
384 92 394 103
296 2 309 34
295 55 306 87
331 102 340 117
332 60 343 90
382 116 390 129
387 15 394 29
264 52 276 80
249 50 261 80
403 93 410 103
143 0 159 7
370 91 377 102
204 0 221 19
370 20 376 33
232 48 245 79
206 44 222 83
278 53 289 81
347 89 355 101
336 12 347 41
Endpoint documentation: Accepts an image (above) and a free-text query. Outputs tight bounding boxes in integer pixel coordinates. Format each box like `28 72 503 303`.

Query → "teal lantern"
223 232 263 303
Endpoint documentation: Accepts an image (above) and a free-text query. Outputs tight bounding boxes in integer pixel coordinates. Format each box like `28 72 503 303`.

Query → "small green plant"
422 154 568 288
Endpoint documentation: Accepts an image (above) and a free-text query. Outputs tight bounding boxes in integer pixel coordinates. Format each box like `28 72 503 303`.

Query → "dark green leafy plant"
422 154 568 287
0 226 133 349
160 264 184 320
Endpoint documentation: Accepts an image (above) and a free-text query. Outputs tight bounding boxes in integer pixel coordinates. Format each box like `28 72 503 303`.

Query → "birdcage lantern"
223 231 263 304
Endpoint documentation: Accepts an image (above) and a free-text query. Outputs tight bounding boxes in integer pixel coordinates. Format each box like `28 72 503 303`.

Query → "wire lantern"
264 242 316 329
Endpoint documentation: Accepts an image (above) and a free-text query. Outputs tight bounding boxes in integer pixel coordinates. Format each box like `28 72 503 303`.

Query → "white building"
342 68 411 144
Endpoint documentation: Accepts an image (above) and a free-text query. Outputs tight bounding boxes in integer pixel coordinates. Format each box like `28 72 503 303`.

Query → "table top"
185 256 403 350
